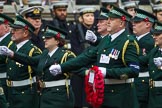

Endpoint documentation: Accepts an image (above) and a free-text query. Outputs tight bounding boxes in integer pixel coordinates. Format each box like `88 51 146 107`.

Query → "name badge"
88 71 95 84
99 54 110 64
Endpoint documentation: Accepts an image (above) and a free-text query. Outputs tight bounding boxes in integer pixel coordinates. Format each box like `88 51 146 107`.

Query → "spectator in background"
70 7 98 108
152 1 162 22
101 0 119 10
122 0 139 17
5 0 16 5
76 0 99 5
0 1 5 13
19 0 48 50
50 0 75 50
85 7 109 44
121 0 139 35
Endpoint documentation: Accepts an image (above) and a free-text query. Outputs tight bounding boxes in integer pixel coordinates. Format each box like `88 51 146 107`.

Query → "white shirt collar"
136 32 149 41
48 47 59 57
110 29 125 41
101 34 109 38
0 32 10 42
16 40 29 51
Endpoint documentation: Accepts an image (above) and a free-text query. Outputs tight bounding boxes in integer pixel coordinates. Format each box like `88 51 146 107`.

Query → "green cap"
43 25 67 39
153 21 162 34
52 0 68 9
122 0 139 8
10 15 35 33
78 7 96 15
108 5 132 21
133 8 157 23
96 7 109 20
0 13 14 25
20 6 44 19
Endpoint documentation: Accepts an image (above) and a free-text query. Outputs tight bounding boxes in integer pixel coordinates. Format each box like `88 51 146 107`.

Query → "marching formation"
0 0 162 108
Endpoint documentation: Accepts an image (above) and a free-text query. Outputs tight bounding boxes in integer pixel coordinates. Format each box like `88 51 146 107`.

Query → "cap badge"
33 8 40 14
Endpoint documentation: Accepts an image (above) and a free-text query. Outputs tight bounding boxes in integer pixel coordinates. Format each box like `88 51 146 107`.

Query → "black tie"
107 35 111 44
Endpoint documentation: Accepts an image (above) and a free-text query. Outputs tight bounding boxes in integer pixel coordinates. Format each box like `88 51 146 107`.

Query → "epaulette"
61 50 76 64
30 44 42 54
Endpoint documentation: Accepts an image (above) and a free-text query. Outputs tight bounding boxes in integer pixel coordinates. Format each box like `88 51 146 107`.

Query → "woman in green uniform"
0 25 75 108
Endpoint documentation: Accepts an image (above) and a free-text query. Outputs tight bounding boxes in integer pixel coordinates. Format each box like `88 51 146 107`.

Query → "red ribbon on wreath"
85 66 105 108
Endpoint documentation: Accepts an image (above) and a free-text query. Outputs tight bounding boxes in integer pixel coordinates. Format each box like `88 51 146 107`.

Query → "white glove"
98 67 106 77
154 57 162 67
0 46 13 56
49 64 62 76
85 30 97 43
157 57 162 62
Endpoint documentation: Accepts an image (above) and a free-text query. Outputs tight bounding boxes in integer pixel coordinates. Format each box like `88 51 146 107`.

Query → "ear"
23 30 29 37
120 21 123 25
119 20 124 27
78 16 83 23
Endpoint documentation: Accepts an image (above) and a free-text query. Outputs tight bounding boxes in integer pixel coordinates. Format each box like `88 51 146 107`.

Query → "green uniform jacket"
7 40 41 108
0 86 7 108
0 33 16 108
135 33 155 105
14 47 75 108
60 30 140 108
140 47 162 108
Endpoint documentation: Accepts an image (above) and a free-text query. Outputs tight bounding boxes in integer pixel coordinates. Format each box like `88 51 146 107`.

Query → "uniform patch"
129 62 140 72
129 63 140 69
99 54 110 64
142 48 146 56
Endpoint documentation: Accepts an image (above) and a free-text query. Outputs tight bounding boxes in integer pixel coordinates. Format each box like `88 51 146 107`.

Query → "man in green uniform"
3 15 41 108
0 13 15 108
132 8 156 108
49 6 140 108
140 21 162 108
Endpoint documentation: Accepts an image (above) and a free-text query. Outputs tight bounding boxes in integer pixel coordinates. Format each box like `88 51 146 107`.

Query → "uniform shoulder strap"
7 41 13 48
6 41 14 63
122 35 139 66
61 50 76 98
61 50 76 64
28 46 42 88
28 48 35 88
